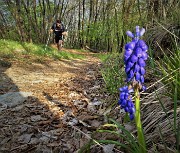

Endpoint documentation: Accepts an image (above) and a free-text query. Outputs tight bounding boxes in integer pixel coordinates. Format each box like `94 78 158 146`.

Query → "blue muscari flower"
118 86 135 120
124 26 148 86
118 26 148 120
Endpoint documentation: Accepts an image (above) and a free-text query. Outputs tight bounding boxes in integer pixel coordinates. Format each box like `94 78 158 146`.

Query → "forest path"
0 47 109 153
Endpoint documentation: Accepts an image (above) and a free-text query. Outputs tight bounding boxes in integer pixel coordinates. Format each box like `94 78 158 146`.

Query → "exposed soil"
0 47 111 153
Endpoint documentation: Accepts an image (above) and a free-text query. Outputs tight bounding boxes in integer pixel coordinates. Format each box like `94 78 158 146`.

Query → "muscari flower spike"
118 26 148 120
124 26 148 86
118 86 135 120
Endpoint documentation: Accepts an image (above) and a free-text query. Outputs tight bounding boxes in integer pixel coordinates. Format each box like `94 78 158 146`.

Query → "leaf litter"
0 49 114 153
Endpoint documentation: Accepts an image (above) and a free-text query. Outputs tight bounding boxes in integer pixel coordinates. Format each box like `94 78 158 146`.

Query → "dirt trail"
4 48 100 100
0 48 108 153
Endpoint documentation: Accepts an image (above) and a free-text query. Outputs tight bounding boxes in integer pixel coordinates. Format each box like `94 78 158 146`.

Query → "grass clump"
0 39 85 62
156 48 180 100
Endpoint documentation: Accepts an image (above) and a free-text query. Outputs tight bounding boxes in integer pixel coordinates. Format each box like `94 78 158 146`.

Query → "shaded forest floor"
0 47 112 153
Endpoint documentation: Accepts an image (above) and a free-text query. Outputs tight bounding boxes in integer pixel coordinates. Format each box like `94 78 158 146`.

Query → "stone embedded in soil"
31 115 46 122
18 133 33 144
0 92 33 108
103 144 115 153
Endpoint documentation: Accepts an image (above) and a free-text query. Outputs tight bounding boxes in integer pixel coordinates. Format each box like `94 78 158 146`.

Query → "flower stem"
135 88 146 153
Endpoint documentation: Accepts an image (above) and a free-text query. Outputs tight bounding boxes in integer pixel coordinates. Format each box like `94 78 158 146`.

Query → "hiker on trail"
50 19 67 51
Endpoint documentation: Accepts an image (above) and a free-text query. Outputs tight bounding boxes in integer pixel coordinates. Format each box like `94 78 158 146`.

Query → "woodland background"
0 0 179 52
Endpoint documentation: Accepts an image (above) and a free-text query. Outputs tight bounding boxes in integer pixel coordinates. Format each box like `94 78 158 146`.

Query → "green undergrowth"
156 48 180 100
93 52 111 62
99 52 125 94
0 39 85 62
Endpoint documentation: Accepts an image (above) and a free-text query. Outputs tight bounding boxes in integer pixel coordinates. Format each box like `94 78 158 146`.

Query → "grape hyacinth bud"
124 26 148 86
118 86 135 120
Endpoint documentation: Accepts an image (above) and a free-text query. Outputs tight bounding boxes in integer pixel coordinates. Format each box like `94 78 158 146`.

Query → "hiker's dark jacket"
51 23 65 37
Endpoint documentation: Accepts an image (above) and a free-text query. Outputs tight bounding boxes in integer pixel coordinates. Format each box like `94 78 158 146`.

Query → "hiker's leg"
57 40 62 51
61 40 64 47
57 39 62 51
61 35 64 47
55 36 60 50
60 40 63 47
57 42 60 50
58 36 63 50
53 34 56 44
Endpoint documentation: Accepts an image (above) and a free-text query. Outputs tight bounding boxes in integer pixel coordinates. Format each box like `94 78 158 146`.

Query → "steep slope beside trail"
0 48 108 153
